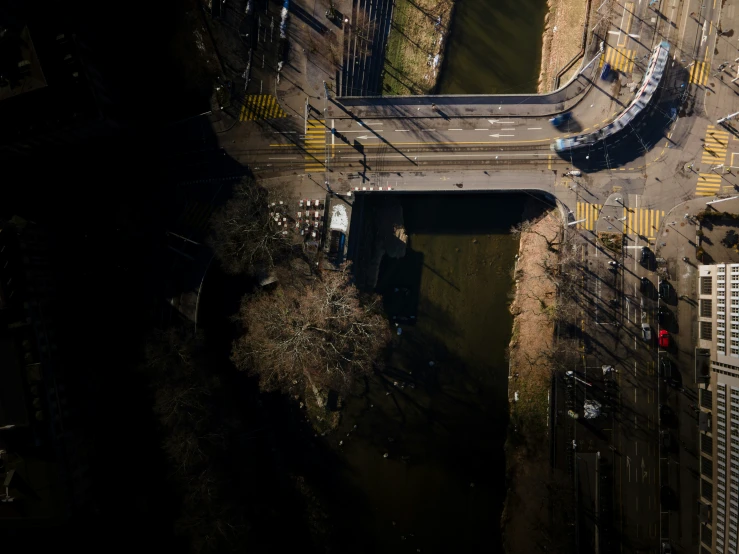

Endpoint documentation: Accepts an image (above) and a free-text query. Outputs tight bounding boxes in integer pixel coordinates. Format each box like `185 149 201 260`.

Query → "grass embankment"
502 205 564 554
538 0 589 92
381 0 453 95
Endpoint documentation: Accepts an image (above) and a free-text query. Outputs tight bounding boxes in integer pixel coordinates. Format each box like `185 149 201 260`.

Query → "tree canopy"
232 266 390 400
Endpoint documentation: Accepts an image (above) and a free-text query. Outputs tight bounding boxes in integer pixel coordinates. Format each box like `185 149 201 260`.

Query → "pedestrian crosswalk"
701 125 729 165
179 201 214 235
696 172 723 197
625 207 664 239
601 47 635 73
239 94 288 121
304 118 326 172
576 202 602 231
689 61 710 86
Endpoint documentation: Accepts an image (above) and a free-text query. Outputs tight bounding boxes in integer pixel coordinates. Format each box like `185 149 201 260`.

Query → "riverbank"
381 0 454 95
501 200 562 553
537 0 590 92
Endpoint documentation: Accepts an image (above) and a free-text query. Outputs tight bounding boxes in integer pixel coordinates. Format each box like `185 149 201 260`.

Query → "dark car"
659 279 671 301
661 542 672 554
658 306 670 324
660 358 673 381
550 111 573 128
640 246 650 266
660 485 677 510
660 430 672 450
601 62 612 80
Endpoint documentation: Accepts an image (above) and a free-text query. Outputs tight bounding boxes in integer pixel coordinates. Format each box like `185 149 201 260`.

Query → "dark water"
437 0 548 94
332 194 528 553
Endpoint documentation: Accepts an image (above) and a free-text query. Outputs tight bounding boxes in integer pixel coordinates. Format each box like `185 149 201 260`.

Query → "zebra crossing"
689 61 710 86
179 201 214 235
239 94 288 121
625 207 664 239
304 119 326 172
701 125 729 165
575 202 602 231
696 172 723 197
601 47 635 73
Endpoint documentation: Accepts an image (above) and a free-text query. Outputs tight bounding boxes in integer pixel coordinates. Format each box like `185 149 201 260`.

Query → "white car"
641 323 651 342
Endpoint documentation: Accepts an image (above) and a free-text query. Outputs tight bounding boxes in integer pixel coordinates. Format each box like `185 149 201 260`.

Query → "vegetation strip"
381 0 453 95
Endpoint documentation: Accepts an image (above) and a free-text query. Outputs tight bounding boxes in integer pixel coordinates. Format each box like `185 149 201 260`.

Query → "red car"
659 330 669 348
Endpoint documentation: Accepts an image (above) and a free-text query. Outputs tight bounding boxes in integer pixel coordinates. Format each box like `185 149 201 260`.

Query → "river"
437 0 548 94
331 193 527 553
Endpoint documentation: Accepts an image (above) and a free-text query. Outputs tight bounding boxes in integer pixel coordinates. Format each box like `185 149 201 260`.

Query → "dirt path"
501 201 564 553
537 0 590 92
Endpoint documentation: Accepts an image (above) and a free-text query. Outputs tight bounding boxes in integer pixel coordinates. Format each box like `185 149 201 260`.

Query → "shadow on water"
437 0 548 94
329 193 542 553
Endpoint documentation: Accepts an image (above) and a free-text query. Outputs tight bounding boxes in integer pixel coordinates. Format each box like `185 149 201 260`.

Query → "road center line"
395 129 410 132
448 128 463 131
502 128 516 131
527 127 542 130
474 128 489 131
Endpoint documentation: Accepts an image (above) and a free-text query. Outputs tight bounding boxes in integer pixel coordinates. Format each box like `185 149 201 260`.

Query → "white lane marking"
422 129 436 131
608 30 620 35
332 119 335 147
358 121 382 126
341 130 383 133
268 157 298 159
475 129 490 131
489 133 515 138
395 129 410 132
527 127 542 130
501 128 516 131
448 128 463 131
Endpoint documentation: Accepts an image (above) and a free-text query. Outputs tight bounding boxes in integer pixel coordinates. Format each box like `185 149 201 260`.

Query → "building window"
702 321 714 340
703 276 714 294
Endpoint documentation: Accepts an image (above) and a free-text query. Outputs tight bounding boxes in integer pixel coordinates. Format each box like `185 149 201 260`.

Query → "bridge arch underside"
554 69 685 172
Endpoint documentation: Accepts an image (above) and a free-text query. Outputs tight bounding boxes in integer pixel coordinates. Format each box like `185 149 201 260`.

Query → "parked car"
659 329 670 348
659 279 670 300
550 111 572 128
660 357 673 381
660 430 672 450
661 541 672 554
601 62 612 80
641 323 652 342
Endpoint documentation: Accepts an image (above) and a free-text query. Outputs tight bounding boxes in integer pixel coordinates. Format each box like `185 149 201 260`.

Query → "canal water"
332 194 530 553
437 0 548 94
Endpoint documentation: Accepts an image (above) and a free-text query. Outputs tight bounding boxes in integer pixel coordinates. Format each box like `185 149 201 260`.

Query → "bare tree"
232 265 390 403
209 179 295 276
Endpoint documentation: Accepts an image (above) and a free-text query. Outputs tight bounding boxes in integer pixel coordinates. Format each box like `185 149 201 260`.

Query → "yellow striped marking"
618 3 635 48
696 173 723 197
576 202 602 231
701 125 729 164
305 118 326 171
689 62 710 86
625 207 664 238
601 46 635 73
239 95 288 121
181 201 213 231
